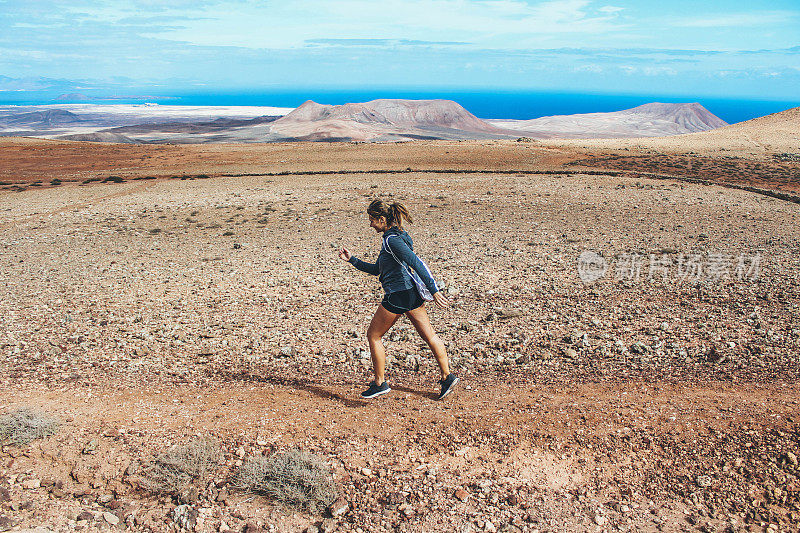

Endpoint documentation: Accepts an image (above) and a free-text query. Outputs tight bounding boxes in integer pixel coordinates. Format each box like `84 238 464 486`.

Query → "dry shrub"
234 448 338 513
0 408 60 446
140 438 221 494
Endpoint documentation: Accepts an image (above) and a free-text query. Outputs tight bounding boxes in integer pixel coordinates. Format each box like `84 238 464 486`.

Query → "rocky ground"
565 153 800 196
0 146 799 532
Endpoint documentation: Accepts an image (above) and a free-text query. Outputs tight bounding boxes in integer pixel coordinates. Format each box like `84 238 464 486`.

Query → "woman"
339 199 459 400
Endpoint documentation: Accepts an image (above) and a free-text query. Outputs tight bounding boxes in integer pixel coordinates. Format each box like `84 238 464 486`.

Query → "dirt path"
2 377 799 532
7 379 798 445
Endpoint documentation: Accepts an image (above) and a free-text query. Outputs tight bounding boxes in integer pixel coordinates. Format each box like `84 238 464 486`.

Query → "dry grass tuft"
0 408 60 446
234 448 338 513
140 437 221 495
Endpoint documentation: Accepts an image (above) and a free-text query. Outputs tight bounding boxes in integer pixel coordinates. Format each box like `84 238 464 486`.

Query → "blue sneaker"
361 381 391 399
437 374 459 400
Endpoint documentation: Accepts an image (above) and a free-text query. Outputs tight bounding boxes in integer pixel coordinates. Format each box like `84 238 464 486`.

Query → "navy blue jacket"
348 226 439 296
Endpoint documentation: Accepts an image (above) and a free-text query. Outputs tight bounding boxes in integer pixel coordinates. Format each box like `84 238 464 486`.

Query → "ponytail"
367 199 413 229
390 202 412 229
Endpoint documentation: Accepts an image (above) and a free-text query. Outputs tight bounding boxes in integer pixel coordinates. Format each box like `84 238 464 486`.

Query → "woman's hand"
338 247 352 261
432 291 450 309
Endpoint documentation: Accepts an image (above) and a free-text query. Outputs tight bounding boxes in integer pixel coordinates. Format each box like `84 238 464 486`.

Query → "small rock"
562 347 578 359
594 514 607 526
125 461 139 476
72 486 91 497
102 511 120 525
574 333 590 348
76 511 94 521
0 488 9 502
172 505 197 530
22 479 41 490
387 491 405 505
18 499 34 510
706 346 724 363
243 523 265 533
786 451 798 466
179 485 200 504
279 346 294 357
305 526 320 533
696 475 713 488
484 519 496 532
515 354 530 365
82 439 99 454
360 467 372 477
320 518 338 533
497 308 525 319
328 497 349 517
0 515 13 532
455 488 470 501
629 342 648 355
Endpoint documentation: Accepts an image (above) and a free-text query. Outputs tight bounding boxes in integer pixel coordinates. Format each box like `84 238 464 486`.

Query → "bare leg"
367 305 401 385
405 305 450 379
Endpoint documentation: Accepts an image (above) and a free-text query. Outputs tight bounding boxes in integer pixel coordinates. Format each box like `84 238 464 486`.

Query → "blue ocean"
2 89 798 125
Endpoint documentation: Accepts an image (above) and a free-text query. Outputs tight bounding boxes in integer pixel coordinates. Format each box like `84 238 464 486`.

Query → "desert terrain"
0 108 799 533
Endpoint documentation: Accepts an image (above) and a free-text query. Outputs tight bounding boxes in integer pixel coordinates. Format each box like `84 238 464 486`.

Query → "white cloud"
677 11 795 28
643 66 677 76
140 0 626 50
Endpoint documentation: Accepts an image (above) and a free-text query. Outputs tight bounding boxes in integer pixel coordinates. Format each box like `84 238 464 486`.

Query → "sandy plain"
0 132 799 533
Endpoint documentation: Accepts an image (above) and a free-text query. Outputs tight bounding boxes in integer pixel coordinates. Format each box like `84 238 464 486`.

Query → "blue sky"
0 0 798 100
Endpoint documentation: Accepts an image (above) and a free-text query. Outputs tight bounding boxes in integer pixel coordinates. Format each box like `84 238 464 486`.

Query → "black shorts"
381 288 424 314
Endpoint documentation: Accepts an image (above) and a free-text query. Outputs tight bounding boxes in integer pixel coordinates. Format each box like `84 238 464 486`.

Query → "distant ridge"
269 99 509 141
0 109 83 127
56 93 92 101
60 131 136 143
488 102 728 139
543 105 799 156
710 105 798 132
626 102 727 129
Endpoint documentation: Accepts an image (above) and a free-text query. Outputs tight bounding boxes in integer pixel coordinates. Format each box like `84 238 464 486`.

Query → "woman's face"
369 214 389 233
